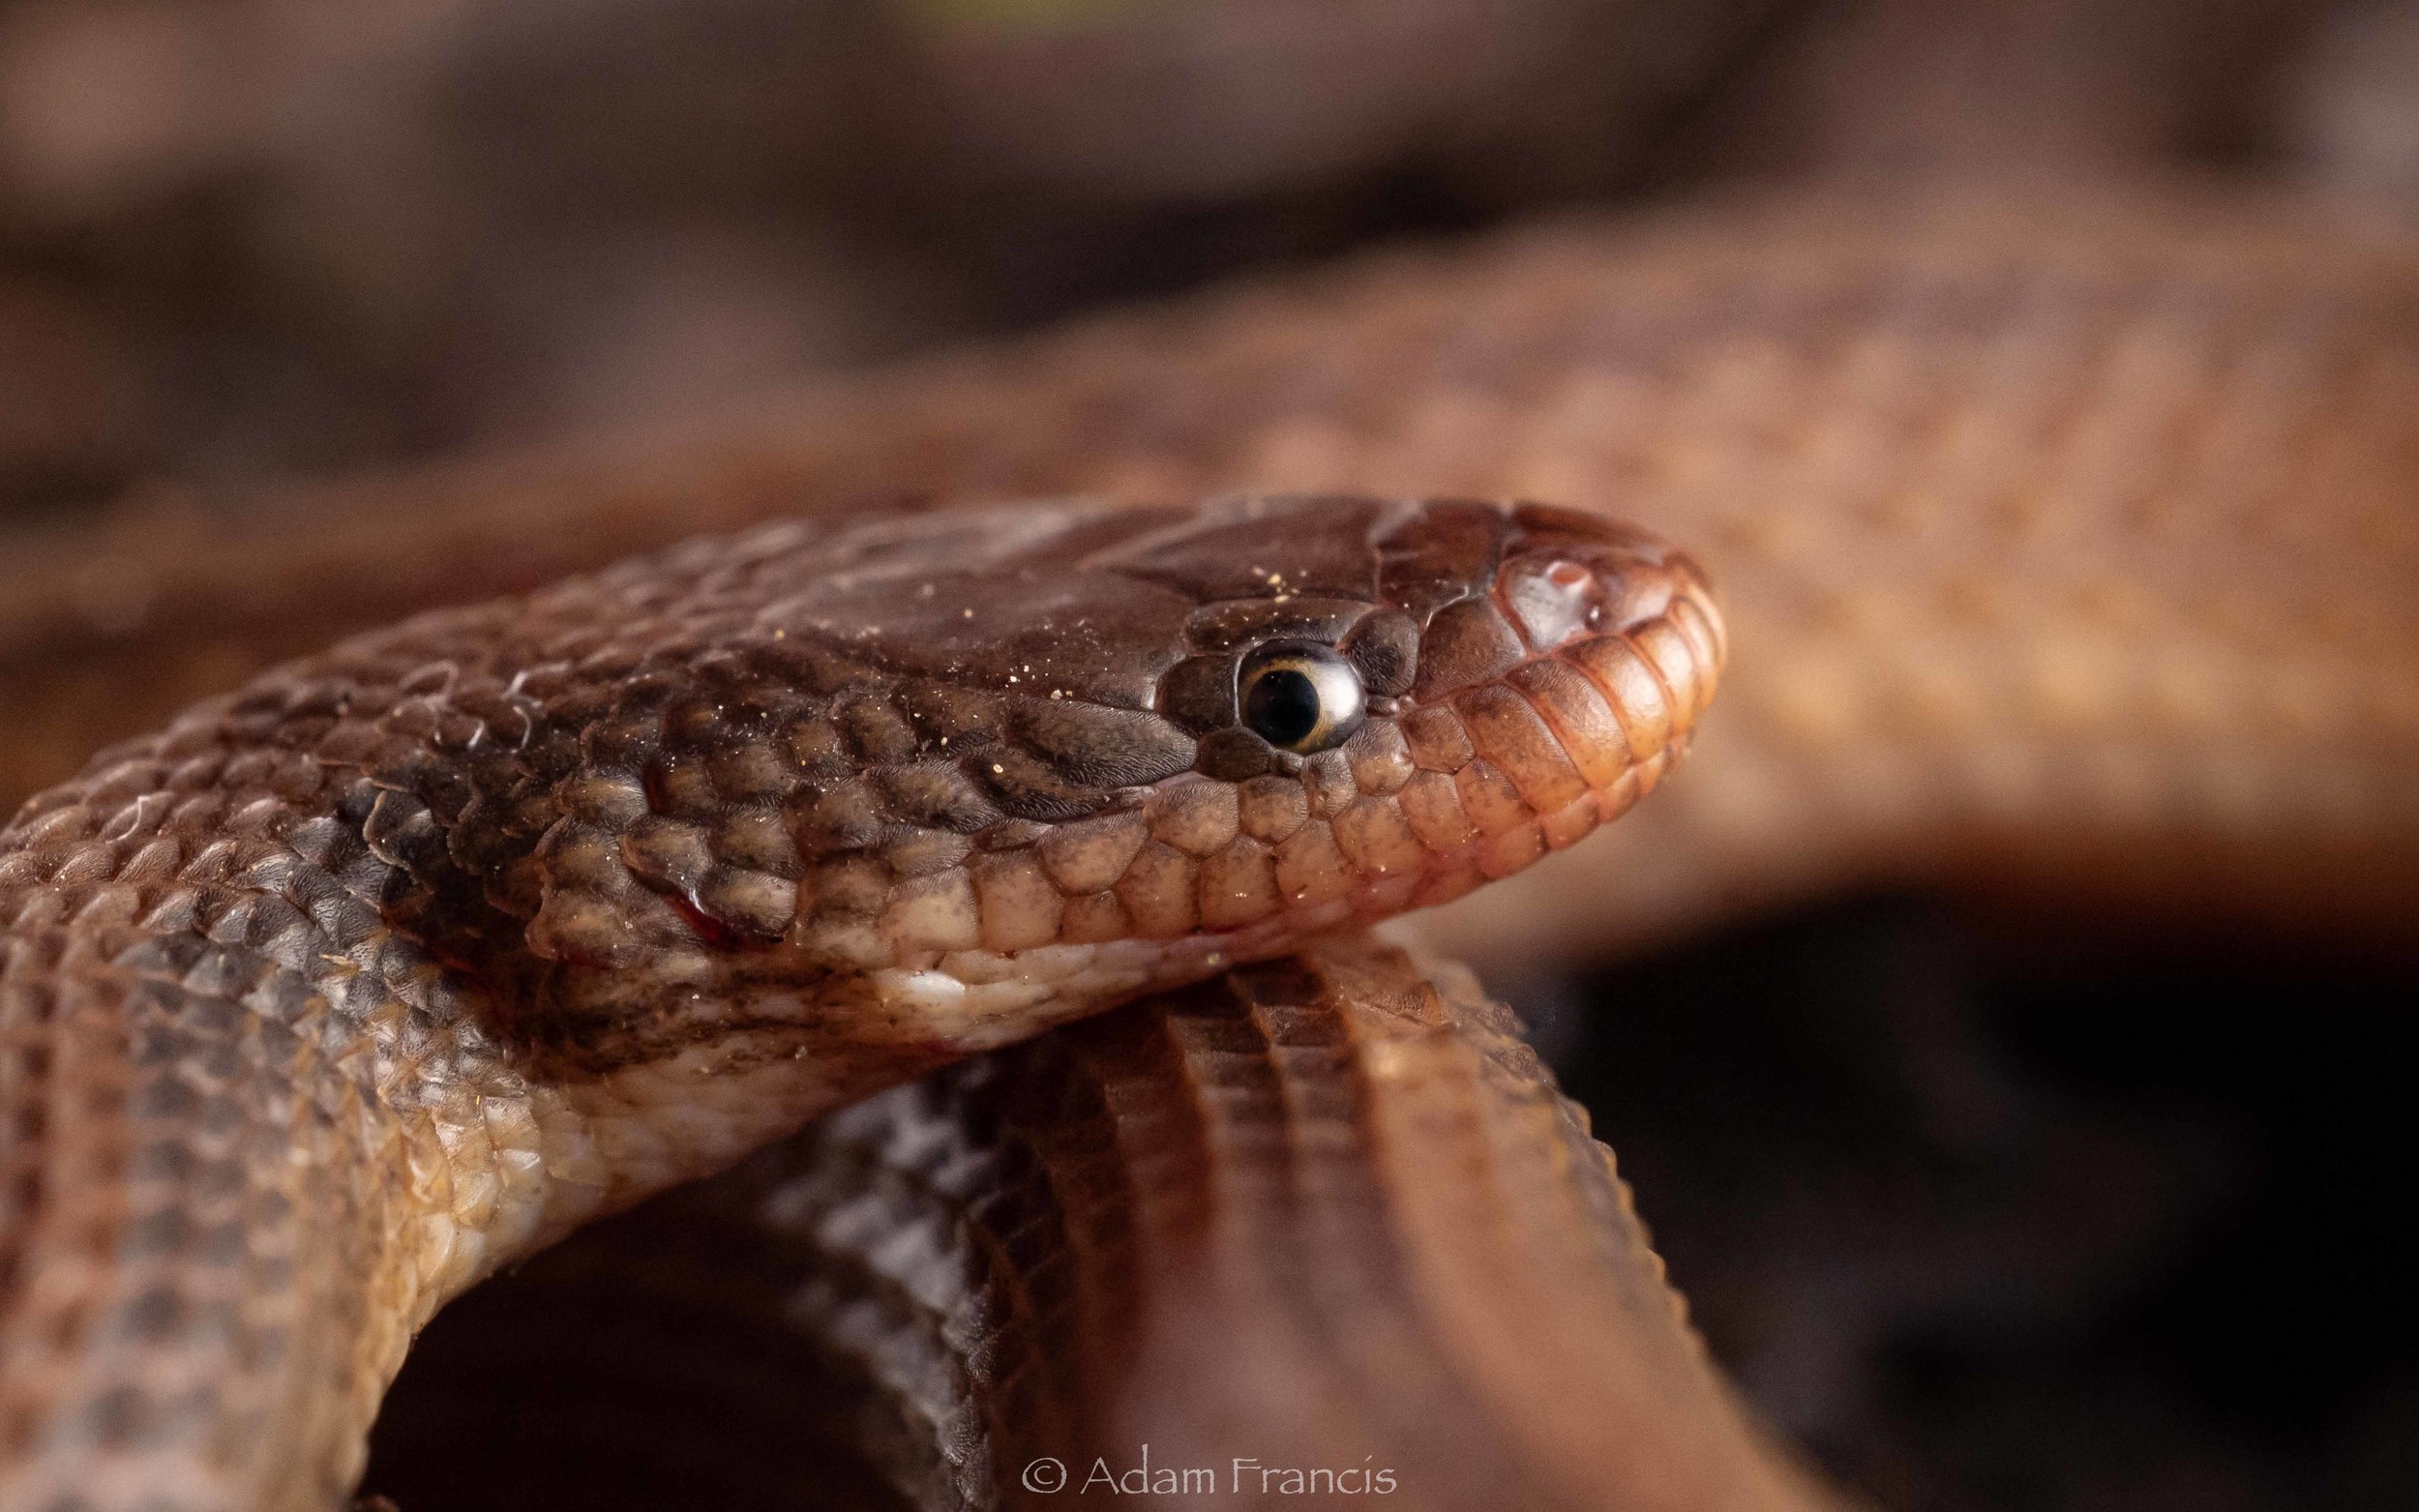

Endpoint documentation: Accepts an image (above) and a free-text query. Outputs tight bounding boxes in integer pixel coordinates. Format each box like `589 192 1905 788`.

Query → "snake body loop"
373 935 1840 1512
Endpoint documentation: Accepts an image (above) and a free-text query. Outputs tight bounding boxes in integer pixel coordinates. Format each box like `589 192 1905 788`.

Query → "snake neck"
0 740 858 1511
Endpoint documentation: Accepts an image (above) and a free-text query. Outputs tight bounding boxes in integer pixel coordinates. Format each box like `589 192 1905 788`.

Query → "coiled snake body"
4 189 2418 1511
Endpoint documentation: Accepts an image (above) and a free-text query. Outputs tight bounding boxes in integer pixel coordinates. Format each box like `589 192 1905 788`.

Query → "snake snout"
1369 503 1724 909
1494 502 1724 653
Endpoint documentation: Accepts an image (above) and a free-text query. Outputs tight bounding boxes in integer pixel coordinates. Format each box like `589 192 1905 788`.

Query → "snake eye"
1238 641 1365 755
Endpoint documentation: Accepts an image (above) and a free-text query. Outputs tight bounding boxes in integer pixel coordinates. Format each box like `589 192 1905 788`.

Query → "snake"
6 173 2419 1512
2 492 1742 1509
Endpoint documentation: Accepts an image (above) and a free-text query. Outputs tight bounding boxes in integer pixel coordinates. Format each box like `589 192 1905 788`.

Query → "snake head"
496 494 1720 1052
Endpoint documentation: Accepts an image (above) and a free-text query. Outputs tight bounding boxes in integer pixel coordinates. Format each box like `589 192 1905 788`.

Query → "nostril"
1542 562 1620 635
1500 553 1609 649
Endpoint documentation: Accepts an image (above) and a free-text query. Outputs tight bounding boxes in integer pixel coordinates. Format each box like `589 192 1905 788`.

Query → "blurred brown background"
5 0 2413 524
6 4 2416 1510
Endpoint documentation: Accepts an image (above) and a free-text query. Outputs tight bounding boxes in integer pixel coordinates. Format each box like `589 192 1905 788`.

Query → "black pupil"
1244 667 1324 748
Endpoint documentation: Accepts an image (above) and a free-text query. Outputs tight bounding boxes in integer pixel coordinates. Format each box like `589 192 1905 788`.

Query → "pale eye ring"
1238 641 1365 755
